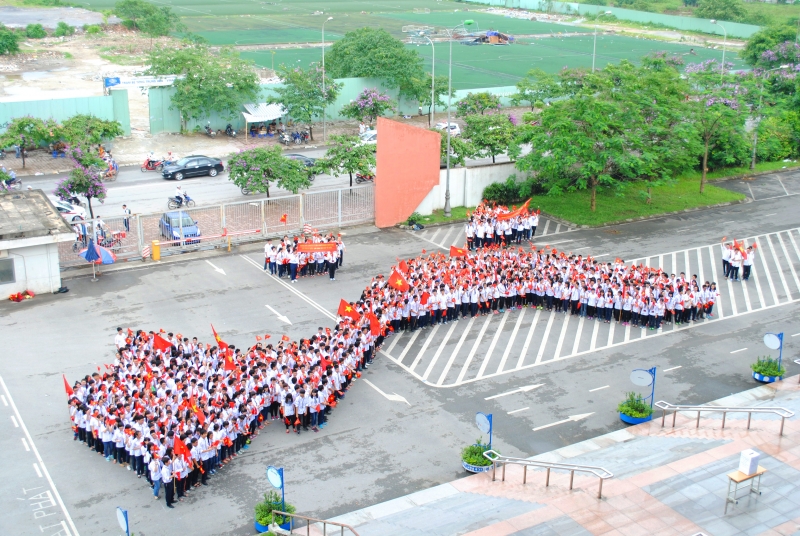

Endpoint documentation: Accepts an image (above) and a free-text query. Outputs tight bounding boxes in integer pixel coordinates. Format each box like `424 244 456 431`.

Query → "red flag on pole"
63 374 74 397
398 260 409 274
388 269 410 292
280 214 288 224
152 334 172 353
211 324 229 352
190 397 205 426
337 299 360 322
366 312 380 336
174 435 191 462
449 245 468 257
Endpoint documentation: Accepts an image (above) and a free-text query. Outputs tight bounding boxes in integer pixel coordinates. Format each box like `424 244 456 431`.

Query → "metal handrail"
795 359 800 383
654 401 795 435
273 511 360 536
482 450 613 499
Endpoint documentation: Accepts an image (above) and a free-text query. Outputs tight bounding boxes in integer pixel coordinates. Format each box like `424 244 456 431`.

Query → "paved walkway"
325 375 800 536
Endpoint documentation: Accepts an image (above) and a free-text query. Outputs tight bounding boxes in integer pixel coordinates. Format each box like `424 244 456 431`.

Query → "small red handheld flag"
281 334 290 342
63 374 74 397
211 324 229 352
280 214 288 224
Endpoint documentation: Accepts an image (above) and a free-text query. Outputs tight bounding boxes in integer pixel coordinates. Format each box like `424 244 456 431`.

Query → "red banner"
296 242 338 253
496 199 530 221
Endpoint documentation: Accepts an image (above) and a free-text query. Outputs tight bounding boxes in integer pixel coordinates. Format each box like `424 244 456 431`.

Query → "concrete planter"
462 460 493 473
619 412 653 425
752 371 783 383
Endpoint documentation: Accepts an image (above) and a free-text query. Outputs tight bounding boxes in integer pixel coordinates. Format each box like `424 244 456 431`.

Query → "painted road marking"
10 415 18 427
362 379 410 406
730 348 748 354
589 385 609 392
508 407 529 415
533 412 594 432
664 366 682 372
485 384 544 400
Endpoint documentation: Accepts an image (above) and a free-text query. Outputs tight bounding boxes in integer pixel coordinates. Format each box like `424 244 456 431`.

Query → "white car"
435 122 461 137
359 129 377 145
54 200 87 222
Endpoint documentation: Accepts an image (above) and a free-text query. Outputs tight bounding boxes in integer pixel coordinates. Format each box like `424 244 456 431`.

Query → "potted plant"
254 491 296 533
618 392 654 425
751 355 785 383
461 439 494 473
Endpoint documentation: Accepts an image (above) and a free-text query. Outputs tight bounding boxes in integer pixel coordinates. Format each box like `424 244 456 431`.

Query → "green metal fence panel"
109 89 131 135
0 94 119 132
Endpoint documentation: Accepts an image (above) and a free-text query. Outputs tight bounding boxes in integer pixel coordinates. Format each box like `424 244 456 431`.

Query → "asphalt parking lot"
1 171 799 536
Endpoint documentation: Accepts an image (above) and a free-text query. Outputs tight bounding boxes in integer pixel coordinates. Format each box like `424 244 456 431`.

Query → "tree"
269 64 340 141
60 115 124 145
741 24 798 66
685 60 749 193
227 146 311 197
314 135 376 188
25 24 47 39
325 28 424 99
340 88 395 126
463 114 518 164
139 6 184 38
455 92 501 117
53 166 107 218
695 0 747 22
432 128 474 168
114 0 155 30
511 69 562 110
410 73 451 126
0 116 57 150
146 43 260 125
0 25 19 55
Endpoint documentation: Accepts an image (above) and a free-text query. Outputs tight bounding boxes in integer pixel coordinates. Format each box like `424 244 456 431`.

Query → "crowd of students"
264 234 346 283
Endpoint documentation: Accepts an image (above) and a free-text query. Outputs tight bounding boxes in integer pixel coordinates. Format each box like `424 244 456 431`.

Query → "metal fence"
57 185 374 268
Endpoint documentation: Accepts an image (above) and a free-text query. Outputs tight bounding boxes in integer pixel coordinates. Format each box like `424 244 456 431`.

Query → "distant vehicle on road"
435 122 461 137
159 210 201 245
285 153 317 181
359 130 377 145
54 200 87 222
162 156 224 181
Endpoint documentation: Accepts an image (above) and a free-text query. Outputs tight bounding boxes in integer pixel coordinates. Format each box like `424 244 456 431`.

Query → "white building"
0 189 74 295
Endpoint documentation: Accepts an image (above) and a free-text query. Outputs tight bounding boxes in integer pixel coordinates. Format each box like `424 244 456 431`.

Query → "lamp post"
751 65 789 170
419 32 435 126
322 16 333 142
443 20 474 218
710 20 727 81
592 25 598 72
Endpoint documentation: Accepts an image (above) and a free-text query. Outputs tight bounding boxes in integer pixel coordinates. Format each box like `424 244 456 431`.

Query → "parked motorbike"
355 172 374 184
1 177 21 191
204 122 216 138
167 193 196 210
141 156 164 172
225 124 237 138
300 130 310 143
291 131 303 145
279 132 292 146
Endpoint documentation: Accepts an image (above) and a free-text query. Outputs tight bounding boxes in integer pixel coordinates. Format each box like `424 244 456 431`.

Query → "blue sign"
475 412 493 449
116 507 129 536
266 466 285 516
104 77 120 88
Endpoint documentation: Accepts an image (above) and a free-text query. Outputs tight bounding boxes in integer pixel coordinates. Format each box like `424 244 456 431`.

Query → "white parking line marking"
0 395 7 406
589 385 609 392
485 384 543 400
33 463 42 478
10 415 18 427
508 407 530 415
21 437 30 451
663 366 682 372
730 348 748 354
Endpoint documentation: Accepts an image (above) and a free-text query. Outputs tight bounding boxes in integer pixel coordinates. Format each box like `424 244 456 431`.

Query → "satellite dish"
266 466 283 490
475 413 491 434
763 333 781 350
630 369 653 387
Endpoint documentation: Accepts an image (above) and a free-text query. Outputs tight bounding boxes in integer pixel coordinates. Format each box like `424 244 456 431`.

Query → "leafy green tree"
25 24 47 39
139 6 184 38
432 128 474 168
146 43 260 125
410 73 451 126
325 28 424 99
340 88 395 126
463 114 518 164
313 134 376 187
227 146 311 197
741 24 798 66
114 0 155 30
695 0 747 22
53 22 75 37
511 69 562 110
268 64 340 141
0 116 56 149
0 25 19 55
53 166 107 218
60 115 124 145
455 92 501 117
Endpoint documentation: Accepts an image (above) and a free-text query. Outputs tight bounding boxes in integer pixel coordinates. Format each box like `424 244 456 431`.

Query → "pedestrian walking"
122 204 131 232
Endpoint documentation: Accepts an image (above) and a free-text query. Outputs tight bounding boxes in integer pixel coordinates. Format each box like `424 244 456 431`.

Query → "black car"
162 155 224 181
285 153 317 181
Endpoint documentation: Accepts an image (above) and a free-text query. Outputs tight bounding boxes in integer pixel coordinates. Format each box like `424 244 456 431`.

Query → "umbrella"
79 239 116 281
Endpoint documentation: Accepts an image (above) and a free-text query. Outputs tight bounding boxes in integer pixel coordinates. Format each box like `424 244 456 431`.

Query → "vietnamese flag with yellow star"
337 299 360 322
388 269 410 292
189 396 205 426
449 245 468 257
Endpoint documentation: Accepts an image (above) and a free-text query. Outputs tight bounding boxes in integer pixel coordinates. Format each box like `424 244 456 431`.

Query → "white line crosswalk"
381 227 800 388
407 217 576 251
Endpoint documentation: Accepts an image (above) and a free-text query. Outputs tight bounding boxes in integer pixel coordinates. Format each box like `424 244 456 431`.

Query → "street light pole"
750 65 789 170
443 20 473 218
420 33 435 126
592 25 597 72
711 20 727 81
322 16 333 142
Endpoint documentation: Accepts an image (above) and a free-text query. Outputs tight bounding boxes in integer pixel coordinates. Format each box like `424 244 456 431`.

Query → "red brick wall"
374 117 441 228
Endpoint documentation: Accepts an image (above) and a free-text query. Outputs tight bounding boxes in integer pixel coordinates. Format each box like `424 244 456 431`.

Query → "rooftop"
0 189 74 242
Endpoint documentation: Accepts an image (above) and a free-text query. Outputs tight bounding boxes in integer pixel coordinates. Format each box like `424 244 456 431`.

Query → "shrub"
482 176 523 205
53 22 76 37
85 25 103 36
406 212 422 226
751 356 785 377
461 440 492 467
0 25 20 55
254 491 296 527
25 24 47 39
617 392 653 418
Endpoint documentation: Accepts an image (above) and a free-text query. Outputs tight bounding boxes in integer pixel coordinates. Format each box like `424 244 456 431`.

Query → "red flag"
398 260 409 274
223 350 236 371
366 312 380 336
320 356 332 370
388 269 410 292
422 249 427 254
496 199 531 221
280 213 288 224
450 245 468 257
152 334 172 353
338 299 360 322
63 374 74 397
211 324 229 352
256 335 262 341
174 435 191 462
420 291 430 305
190 397 205 426
281 334 290 342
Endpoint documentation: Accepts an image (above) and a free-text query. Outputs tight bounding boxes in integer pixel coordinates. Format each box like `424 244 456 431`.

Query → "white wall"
0 243 62 296
415 162 516 215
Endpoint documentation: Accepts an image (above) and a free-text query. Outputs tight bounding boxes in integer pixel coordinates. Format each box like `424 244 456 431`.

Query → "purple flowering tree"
53 166 107 219
340 88 395 126
686 60 749 193
226 146 310 197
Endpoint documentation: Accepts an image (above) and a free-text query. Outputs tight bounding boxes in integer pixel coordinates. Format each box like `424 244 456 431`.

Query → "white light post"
592 25 597 72
420 32 435 126
710 20 727 81
322 16 333 142
442 20 474 218
751 65 789 170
